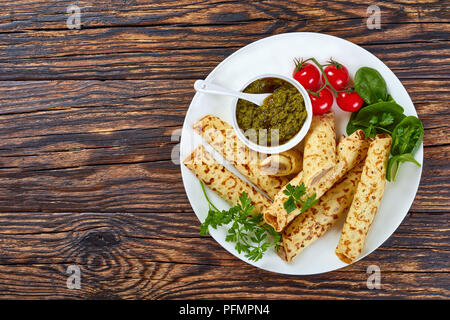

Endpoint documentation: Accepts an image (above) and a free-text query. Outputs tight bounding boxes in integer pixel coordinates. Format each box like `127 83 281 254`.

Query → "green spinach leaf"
346 108 362 135
354 67 388 105
346 101 405 138
347 66 424 182
391 116 424 156
386 115 424 181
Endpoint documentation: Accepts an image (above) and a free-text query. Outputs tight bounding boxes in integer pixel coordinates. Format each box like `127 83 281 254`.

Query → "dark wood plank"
0 25 448 80
0 264 448 299
0 0 447 31
0 0 448 80
0 210 447 299
0 209 447 257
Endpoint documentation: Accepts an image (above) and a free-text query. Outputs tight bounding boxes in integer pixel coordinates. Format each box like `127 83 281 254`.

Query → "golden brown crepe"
193 115 289 199
259 149 303 176
335 134 392 264
302 111 336 188
264 129 369 232
183 145 272 214
281 161 364 262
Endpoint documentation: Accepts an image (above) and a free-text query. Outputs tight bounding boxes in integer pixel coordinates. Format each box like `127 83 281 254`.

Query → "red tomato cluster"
293 59 364 114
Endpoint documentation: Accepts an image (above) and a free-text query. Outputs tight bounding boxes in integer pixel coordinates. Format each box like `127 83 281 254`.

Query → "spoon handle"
194 80 266 106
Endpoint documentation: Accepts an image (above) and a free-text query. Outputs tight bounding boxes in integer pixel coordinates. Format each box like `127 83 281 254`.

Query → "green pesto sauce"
236 77 306 146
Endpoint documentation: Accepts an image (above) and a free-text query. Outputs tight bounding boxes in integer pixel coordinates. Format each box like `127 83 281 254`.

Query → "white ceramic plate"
179 32 423 275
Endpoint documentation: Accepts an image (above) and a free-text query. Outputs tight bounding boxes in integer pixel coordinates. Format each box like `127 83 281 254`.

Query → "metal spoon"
194 80 271 106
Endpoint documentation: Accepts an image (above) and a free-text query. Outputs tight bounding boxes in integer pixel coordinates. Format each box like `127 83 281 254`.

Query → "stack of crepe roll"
184 111 392 265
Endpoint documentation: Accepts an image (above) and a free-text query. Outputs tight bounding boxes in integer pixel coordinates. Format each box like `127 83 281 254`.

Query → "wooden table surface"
0 0 448 299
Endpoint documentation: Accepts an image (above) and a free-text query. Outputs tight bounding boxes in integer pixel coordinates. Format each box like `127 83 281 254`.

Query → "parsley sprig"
283 183 318 214
199 182 281 262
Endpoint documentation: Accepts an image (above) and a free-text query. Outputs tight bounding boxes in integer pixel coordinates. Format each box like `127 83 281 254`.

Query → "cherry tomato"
336 90 364 112
309 87 334 115
293 61 321 91
321 61 349 91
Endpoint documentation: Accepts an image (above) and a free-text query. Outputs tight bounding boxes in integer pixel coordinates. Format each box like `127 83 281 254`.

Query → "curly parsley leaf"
199 182 281 262
283 197 297 214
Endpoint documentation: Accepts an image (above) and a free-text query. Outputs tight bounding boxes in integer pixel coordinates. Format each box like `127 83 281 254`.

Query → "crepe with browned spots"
281 161 364 262
259 149 303 176
335 134 392 264
193 115 289 199
264 129 369 232
302 111 336 188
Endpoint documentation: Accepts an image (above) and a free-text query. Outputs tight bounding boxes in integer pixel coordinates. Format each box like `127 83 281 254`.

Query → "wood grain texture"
0 0 448 299
0 1 448 80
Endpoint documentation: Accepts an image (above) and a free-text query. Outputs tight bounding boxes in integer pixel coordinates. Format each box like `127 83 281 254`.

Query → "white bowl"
231 73 312 154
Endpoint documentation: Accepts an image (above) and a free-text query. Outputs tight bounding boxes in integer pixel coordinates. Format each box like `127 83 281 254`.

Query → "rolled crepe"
193 115 289 199
302 111 336 188
259 149 303 176
183 145 272 214
312 129 369 197
264 129 369 232
335 134 392 264
281 161 364 262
